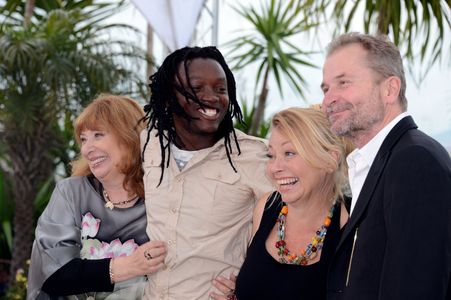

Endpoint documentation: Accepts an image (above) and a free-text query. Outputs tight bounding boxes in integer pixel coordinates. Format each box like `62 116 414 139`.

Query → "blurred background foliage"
0 0 449 298
0 0 151 297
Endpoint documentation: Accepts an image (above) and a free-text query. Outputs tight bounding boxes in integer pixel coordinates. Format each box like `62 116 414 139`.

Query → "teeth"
276 178 299 186
90 156 107 167
199 108 217 117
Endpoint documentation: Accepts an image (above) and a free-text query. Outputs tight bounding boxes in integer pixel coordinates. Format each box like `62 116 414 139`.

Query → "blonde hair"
71 94 146 197
271 107 349 202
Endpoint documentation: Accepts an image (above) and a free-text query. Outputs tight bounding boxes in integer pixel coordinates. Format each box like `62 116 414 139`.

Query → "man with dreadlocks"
140 46 272 299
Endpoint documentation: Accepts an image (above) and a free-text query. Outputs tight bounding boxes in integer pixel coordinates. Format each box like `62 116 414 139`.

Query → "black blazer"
327 116 451 300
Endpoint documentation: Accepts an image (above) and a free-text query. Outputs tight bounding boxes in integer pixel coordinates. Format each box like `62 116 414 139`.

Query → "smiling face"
321 43 386 146
172 58 229 149
80 129 125 183
266 128 328 205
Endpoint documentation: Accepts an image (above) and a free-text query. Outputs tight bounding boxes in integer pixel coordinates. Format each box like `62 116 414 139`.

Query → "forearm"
42 258 113 296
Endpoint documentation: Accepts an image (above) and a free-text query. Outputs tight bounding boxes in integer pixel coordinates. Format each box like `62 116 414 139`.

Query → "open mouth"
90 156 107 167
198 107 219 117
276 177 299 187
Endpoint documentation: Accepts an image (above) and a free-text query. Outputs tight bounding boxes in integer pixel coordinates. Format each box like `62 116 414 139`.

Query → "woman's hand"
210 272 237 300
112 240 167 283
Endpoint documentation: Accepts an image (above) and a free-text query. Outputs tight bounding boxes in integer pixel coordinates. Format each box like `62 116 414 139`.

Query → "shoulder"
383 131 451 195
56 176 87 190
252 191 277 236
52 177 95 202
140 128 148 145
230 129 268 160
141 129 163 163
234 129 268 150
39 177 90 220
390 129 451 170
254 192 272 215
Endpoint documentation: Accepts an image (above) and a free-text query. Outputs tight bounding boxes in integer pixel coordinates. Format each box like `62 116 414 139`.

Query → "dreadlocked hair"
141 46 244 185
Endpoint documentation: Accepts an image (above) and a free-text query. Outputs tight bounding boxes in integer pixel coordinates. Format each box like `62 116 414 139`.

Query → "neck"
101 179 124 192
352 109 403 148
286 194 333 225
100 178 132 198
175 131 219 151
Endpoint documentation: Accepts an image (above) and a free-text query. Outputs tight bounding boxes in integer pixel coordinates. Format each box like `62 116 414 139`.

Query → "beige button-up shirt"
141 129 272 299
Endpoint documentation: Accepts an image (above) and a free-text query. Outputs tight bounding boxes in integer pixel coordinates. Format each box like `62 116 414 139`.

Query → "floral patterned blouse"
27 176 148 300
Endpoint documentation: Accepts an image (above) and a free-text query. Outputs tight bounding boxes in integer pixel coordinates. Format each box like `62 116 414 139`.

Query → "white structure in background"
130 0 218 51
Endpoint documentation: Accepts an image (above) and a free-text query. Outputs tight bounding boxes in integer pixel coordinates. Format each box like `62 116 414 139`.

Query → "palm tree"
0 0 150 284
226 0 318 136
322 0 451 79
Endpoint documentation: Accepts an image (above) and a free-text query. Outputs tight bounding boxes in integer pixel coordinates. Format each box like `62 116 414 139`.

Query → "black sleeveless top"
235 192 343 299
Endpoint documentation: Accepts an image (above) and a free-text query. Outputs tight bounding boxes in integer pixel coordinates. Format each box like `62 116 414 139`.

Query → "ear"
329 149 340 163
327 149 341 173
381 76 401 105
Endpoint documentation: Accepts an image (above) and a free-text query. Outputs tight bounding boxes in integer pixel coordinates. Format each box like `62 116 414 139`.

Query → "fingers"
146 261 166 274
211 273 237 300
142 242 167 261
133 240 167 275
146 240 166 248
212 276 235 294
209 291 229 300
212 278 227 294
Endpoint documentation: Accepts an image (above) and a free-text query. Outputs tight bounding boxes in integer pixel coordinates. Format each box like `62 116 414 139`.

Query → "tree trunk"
24 0 36 28
249 64 270 136
5 123 53 287
376 2 389 35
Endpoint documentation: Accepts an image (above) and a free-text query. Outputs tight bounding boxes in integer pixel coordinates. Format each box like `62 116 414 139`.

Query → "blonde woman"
234 107 349 299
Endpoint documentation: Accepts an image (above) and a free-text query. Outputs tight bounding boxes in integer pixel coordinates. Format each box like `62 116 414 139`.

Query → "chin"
279 192 294 202
197 125 221 134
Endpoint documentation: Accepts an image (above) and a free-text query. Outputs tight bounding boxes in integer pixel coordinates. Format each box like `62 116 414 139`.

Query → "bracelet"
109 258 115 284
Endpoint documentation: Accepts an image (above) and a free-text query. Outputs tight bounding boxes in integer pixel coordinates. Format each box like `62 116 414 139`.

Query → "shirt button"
171 208 177 214
176 177 182 182
167 240 174 245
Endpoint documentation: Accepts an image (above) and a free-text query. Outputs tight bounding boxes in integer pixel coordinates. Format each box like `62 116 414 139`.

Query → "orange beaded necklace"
275 203 335 265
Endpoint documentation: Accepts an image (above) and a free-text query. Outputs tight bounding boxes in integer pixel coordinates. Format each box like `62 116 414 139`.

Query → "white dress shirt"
347 112 408 214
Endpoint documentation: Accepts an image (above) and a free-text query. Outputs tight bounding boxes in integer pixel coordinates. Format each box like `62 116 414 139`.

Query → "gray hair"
326 32 407 110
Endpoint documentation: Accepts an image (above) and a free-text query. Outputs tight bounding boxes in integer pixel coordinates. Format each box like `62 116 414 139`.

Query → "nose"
267 156 284 176
198 87 219 103
80 139 94 158
322 89 336 111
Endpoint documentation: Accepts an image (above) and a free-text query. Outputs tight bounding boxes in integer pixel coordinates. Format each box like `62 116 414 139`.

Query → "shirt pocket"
201 163 251 206
199 163 253 238
201 163 240 185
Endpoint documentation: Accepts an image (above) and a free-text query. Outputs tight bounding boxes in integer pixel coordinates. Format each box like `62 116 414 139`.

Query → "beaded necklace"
275 202 335 265
103 190 138 210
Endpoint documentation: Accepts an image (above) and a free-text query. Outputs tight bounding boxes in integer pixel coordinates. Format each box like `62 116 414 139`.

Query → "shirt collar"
347 112 409 168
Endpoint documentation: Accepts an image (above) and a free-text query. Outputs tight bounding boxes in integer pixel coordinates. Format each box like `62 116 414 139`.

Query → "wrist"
109 258 115 284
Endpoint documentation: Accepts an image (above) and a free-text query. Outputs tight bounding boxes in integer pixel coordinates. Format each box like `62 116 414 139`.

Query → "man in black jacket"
320 32 451 299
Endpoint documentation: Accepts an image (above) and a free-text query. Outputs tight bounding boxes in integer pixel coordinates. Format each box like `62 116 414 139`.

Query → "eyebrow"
189 76 226 82
320 73 347 90
268 140 292 149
